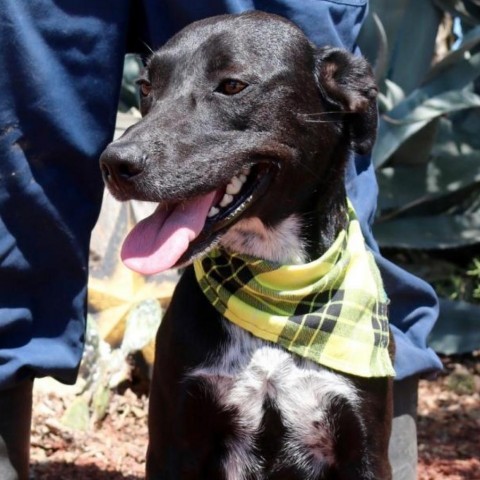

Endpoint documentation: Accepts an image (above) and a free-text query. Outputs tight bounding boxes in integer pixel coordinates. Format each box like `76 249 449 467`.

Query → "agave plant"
358 0 480 354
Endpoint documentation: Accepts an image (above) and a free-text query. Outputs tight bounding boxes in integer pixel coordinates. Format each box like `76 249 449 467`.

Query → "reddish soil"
31 354 479 479
417 354 480 480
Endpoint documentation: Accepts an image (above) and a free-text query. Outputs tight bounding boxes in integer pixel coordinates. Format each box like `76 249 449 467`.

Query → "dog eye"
216 79 248 96
137 80 152 97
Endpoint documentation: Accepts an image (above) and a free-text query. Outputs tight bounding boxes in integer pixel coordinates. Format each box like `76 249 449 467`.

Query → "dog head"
99 11 377 274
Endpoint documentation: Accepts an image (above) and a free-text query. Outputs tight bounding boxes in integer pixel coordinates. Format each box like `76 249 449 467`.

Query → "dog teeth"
208 206 220 218
209 169 251 218
226 176 243 195
219 193 234 207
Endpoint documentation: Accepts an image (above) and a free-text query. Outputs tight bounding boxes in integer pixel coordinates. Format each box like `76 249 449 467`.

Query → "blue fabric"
0 0 441 389
0 0 131 388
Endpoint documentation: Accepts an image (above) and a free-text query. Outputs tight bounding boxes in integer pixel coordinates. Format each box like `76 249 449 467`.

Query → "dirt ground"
417 354 480 480
30 353 480 480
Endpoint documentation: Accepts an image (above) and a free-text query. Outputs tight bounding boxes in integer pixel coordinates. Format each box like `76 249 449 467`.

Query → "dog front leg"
147 371 238 479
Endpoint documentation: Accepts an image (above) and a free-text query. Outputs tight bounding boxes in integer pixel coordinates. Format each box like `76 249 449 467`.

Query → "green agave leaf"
118 54 142 112
377 150 480 212
373 87 480 167
378 180 480 222
378 79 405 112
92 384 111 423
358 0 441 94
61 396 90 431
121 299 162 355
373 32 480 167
357 12 389 83
373 212 480 249
442 108 480 150
429 298 480 354
431 112 480 154
388 119 440 167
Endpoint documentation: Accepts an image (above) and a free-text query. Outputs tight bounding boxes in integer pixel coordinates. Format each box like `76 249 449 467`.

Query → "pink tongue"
121 191 217 274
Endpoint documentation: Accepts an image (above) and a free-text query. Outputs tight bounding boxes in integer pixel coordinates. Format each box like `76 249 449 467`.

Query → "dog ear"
314 47 378 155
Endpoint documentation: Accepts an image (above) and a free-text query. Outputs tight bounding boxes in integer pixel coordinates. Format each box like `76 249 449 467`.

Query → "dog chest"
188 322 367 479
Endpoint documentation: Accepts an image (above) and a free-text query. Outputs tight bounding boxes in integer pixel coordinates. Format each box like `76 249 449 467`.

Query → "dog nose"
99 141 147 185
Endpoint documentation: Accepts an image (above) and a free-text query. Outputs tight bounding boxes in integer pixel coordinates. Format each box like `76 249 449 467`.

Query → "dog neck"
305 180 349 260
195 203 395 378
219 185 348 265
219 214 309 264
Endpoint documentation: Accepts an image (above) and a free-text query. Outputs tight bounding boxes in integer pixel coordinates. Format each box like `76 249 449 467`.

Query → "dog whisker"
141 41 155 56
297 159 322 180
302 118 338 123
299 111 357 117
298 111 356 123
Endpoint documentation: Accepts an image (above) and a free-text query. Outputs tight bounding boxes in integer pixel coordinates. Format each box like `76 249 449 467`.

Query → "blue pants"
0 0 441 389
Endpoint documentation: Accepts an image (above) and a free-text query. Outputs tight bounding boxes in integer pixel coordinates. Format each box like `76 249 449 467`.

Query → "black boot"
0 380 33 480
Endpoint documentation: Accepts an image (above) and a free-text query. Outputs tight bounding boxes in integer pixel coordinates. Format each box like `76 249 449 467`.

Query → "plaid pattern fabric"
193 202 395 378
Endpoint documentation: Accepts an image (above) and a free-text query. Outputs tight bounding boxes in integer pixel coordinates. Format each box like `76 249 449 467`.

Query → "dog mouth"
206 166 253 222
121 163 274 275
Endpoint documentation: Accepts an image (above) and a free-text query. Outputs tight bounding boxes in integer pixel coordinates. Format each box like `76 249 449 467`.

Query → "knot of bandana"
193 201 395 378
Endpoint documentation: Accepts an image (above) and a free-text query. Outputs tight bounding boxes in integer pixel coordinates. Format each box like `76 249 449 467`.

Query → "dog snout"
99 141 147 189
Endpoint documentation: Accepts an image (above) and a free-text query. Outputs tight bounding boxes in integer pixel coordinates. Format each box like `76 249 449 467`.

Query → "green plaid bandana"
193 201 395 378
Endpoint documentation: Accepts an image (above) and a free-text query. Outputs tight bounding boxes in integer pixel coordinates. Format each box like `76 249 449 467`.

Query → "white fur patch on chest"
219 214 307 264
189 322 360 480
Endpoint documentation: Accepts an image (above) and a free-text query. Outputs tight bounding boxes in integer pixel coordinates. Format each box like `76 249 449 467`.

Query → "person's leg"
137 0 367 51
0 1 133 477
389 376 419 480
0 381 33 480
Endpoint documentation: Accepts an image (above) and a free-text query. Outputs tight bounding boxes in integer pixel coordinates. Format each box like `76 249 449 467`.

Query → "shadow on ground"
31 462 142 480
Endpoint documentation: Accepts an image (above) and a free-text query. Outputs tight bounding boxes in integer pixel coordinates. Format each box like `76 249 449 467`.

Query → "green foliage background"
358 0 480 354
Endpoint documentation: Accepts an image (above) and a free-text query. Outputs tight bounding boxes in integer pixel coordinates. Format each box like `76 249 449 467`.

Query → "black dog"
100 12 393 479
